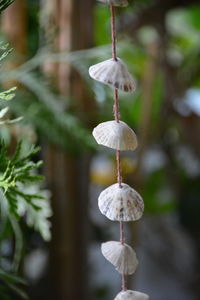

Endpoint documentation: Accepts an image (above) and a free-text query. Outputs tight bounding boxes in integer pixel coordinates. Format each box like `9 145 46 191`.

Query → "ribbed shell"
98 0 128 7
114 290 149 300
98 183 144 222
89 58 135 93
101 241 138 275
92 121 138 151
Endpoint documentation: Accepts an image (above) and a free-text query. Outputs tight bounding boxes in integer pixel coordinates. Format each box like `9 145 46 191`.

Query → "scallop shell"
98 0 128 7
101 241 138 275
92 121 138 151
89 58 135 93
98 183 144 221
114 290 149 300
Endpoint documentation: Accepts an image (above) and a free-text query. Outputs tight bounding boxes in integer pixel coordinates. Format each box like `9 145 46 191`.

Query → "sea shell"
98 0 128 7
98 183 144 221
101 241 138 275
89 58 135 93
92 121 138 151
114 290 149 300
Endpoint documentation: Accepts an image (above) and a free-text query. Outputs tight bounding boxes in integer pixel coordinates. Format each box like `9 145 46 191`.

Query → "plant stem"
110 4 126 291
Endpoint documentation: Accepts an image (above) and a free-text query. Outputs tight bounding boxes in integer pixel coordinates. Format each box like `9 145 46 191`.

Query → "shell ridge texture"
98 183 144 222
89 58 136 93
92 120 138 151
101 241 138 275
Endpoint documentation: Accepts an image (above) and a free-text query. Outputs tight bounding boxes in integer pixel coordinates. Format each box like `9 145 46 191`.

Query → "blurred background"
0 0 200 299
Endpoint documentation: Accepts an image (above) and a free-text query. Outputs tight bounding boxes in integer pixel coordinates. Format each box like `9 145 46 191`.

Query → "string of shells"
89 1 150 299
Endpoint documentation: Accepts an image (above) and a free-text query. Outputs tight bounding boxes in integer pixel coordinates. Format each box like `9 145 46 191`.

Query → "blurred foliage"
0 268 28 300
0 52 96 153
0 2 51 299
0 44 22 126
0 0 14 13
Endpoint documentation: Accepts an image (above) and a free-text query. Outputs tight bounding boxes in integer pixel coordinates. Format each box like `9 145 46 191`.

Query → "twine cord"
110 4 126 291
120 220 125 244
110 5 117 61
114 88 120 123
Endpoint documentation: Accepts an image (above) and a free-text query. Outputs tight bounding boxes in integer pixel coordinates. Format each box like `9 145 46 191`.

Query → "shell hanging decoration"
93 121 138 151
98 0 128 7
114 290 150 300
89 1 150 299
98 183 144 221
101 241 138 275
89 58 136 93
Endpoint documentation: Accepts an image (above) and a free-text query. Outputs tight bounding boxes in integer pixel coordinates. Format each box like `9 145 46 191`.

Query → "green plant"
0 2 52 299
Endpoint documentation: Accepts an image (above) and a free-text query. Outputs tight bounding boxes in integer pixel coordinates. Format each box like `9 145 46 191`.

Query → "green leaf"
0 45 13 63
6 283 28 300
0 116 23 125
0 0 15 13
0 107 9 118
0 269 27 285
0 87 17 101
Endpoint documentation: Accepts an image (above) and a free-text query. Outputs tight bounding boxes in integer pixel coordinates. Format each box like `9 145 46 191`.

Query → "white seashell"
89 58 135 93
98 0 128 7
101 241 138 275
114 290 149 300
98 183 144 221
92 121 138 151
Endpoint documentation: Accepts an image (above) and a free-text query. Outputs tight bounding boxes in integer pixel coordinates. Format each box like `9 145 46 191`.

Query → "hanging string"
116 150 122 187
110 5 122 189
110 4 126 291
110 5 117 61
